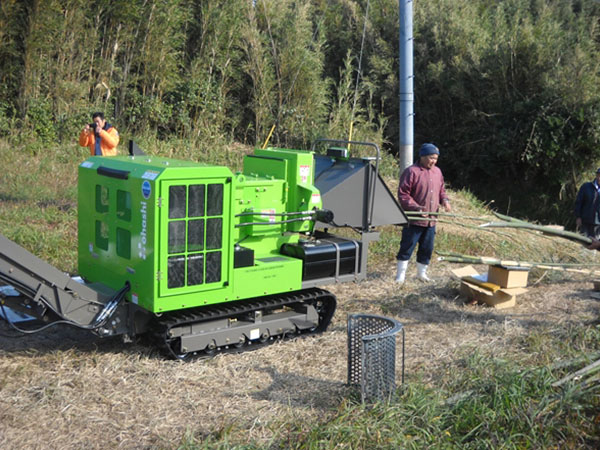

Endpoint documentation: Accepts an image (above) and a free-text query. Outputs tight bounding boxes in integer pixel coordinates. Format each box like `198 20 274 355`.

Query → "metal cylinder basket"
347 313 405 403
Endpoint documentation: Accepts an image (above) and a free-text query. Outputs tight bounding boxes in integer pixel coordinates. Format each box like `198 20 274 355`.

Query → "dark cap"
419 143 440 157
596 168 600 174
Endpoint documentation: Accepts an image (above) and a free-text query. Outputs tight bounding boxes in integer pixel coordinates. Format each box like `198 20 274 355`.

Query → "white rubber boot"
395 260 408 284
416 262 431 282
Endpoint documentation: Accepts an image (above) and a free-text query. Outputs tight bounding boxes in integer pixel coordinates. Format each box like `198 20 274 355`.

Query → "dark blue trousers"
396 224 436 264
581 223 600 239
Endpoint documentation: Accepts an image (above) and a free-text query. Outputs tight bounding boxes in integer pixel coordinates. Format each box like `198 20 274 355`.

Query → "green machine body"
77 148 322 314
2 141 406 357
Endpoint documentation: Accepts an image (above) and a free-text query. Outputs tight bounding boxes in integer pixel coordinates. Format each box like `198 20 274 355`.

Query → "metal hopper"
312 139 408 231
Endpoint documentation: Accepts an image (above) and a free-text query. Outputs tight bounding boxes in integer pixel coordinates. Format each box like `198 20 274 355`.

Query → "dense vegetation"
2 0 600 221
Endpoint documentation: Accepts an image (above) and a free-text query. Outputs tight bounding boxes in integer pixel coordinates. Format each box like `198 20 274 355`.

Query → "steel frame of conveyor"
0 234 129 332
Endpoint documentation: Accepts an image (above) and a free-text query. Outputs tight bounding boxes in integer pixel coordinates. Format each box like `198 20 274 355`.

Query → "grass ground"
0 140 599 449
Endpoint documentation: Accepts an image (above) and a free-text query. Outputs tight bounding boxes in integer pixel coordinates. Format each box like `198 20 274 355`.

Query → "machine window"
169 185 186 219
168 220 186 254
95 220 109 250
188 184 205 217
167 256 185 288
207 184 223 216
116 190 131 221
116 227 131 259
95 185 109 213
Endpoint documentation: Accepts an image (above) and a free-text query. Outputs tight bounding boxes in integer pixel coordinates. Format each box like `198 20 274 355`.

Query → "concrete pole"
398 0 414 176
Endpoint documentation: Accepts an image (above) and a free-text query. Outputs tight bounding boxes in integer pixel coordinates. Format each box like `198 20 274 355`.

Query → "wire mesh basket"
347 313 405 403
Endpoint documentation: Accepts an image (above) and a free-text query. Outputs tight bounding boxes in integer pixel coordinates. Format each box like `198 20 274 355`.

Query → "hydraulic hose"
0 281 130 336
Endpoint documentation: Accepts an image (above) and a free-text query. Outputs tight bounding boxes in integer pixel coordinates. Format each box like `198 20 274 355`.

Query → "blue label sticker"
142 180 151 199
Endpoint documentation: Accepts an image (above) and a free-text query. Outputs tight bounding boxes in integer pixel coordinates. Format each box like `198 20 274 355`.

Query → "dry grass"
1 143 599 448
1 265 599 449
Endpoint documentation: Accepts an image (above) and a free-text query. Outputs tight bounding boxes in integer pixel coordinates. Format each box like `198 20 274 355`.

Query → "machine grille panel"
168 221 186 253
207 184 223 215
168 256 185 288
187 219 204 251
206 252 221 283
188 184 205 217
187 254 204 285
206 218 222 249
169 185 186 218
166 182 224 289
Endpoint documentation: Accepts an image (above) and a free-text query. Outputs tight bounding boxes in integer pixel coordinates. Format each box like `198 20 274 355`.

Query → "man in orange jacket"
79 112 119 156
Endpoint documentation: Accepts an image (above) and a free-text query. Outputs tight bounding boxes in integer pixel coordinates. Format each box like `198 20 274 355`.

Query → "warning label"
261 209 276 223
299 165 310 183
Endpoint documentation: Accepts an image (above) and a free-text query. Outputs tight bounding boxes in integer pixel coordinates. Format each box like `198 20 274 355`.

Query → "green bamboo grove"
2 0 600 223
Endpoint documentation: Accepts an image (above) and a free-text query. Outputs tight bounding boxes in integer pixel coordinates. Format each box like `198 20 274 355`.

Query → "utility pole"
398 0 414 176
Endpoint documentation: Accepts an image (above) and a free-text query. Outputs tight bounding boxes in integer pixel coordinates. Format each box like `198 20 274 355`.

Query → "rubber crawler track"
152 288 337 360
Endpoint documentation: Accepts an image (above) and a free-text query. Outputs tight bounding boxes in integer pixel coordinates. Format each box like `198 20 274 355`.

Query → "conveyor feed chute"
313 155 408 230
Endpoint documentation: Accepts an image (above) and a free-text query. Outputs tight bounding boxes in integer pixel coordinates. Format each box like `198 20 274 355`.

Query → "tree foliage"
2 0 600 222
414 0 600 222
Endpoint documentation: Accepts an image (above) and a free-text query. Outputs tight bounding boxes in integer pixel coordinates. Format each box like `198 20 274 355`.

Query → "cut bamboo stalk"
405 211 490 221
406 218 516 239
436 251 600 267
437 254 600 276
547 352 600 371
492 212 530 224
480 221 592 245
552 359 600 387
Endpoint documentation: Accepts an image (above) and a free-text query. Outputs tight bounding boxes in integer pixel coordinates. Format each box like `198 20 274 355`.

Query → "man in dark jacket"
574 168 600 239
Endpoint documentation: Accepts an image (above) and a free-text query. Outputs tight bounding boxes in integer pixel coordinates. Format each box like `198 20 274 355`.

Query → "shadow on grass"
0 193 26 204
0 318 151 357
248 365 351 410
0 318 340 362
343 279 600 332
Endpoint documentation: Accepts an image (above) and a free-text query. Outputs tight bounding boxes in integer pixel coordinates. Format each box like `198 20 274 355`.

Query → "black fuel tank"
281 236 361 281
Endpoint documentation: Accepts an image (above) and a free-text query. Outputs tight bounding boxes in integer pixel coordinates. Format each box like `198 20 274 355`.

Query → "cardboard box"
459 280 527 309
487 265 529 288
451 265 528 309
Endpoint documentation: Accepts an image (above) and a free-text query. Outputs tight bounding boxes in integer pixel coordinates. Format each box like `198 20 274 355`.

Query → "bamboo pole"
492 212 530 224
436 251 600 267
480 221 591 245
406 217 516 238
437 254 532 267
437 254 600 276
491 212 558 241
404 211 491 222
552 359 600 387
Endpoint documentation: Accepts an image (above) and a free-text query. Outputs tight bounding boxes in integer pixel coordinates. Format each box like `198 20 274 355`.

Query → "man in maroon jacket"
396 143 451 284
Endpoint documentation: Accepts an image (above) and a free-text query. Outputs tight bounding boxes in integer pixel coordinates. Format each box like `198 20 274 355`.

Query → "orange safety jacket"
79 125 119 156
